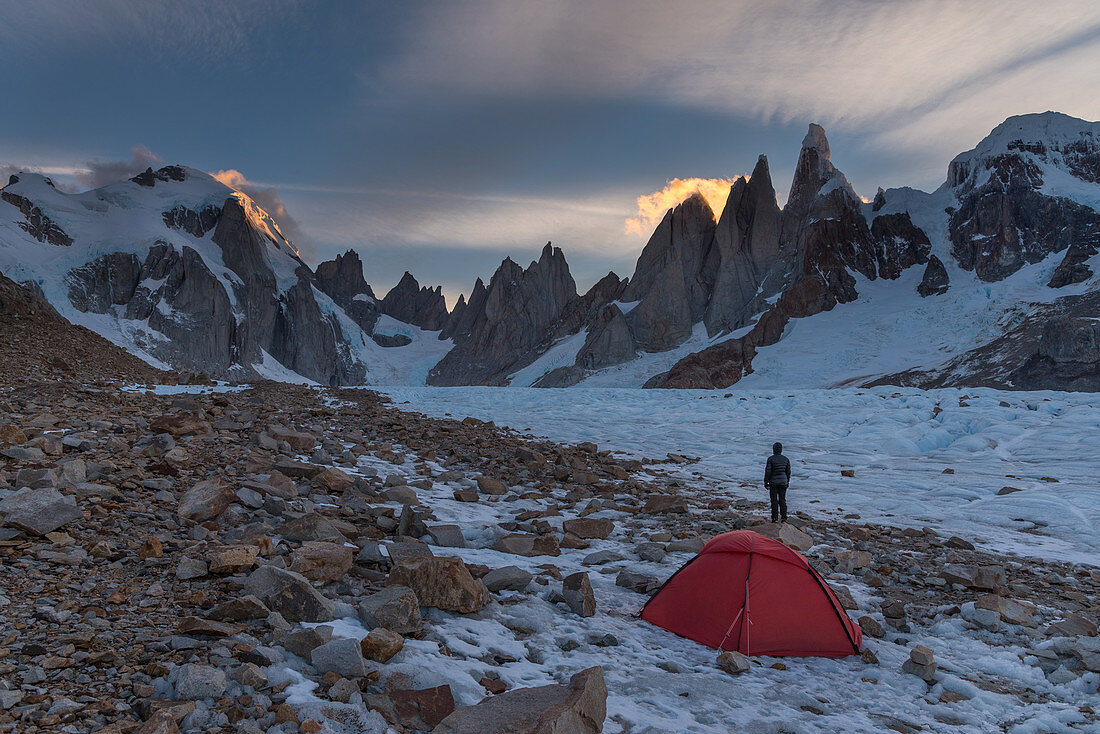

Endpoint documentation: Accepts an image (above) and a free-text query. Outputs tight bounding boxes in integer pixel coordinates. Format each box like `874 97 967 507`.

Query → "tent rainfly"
641 530 862 657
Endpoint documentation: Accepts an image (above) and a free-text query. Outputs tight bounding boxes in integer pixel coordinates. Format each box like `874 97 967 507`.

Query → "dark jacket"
764 453 791 487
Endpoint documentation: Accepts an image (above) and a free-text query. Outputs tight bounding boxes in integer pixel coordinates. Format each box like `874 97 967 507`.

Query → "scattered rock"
483 565 534 592
290 540 355 583
358 586 422 634
243 565 336 622
386 556 489 613
0 486 82 535
716 650 750 675
562 572 596 617
434 666 606 733
361 627 404 662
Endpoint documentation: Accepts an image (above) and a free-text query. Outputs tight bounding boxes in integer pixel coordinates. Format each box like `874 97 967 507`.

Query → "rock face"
382 271 449 331
946 114 1100 282
917 255 950 297
314 249 381 334
429 243 579 385
622 193 717 351
433 666 607 734
0 167 442 385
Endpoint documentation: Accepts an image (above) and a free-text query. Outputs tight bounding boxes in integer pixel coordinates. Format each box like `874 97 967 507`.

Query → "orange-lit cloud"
213 168 310 257
624 177 739 237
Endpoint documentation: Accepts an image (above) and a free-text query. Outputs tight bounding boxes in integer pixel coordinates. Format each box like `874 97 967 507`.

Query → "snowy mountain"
0 166 451 385
2 112 1099 390
456 111 1100 391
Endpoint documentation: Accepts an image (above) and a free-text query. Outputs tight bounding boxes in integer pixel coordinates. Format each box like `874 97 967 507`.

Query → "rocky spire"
314 250 380 334
439 293 467 340
786 123 839 216
382 271 449 331
703 155 784 336
621 192 717 351
427 243 578 385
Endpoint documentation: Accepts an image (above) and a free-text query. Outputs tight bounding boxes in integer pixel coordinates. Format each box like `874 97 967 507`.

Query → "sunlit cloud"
213 168 311 258
624 177 739 237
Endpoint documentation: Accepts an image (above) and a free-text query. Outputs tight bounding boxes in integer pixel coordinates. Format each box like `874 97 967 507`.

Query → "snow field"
265 412 1099 733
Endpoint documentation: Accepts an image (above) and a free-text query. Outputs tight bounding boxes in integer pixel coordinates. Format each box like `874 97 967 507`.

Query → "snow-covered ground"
267 396 1100 733
380 386 1100 567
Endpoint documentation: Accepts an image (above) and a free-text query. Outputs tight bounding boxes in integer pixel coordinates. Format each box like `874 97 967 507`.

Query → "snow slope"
381 386 1100 566
0 170 446 385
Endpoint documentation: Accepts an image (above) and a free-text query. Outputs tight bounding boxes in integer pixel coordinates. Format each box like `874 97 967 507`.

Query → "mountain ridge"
2 111 1099 391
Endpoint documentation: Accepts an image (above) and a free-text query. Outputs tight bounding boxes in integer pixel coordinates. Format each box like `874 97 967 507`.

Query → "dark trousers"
769 484 788 521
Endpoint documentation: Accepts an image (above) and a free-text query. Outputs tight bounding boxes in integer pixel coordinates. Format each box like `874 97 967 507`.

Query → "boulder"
483 566 533 592
716 650 750 675
615 571 658 594
177 479 236 523
312 467 354 493
243 566 335 623
477 477 509 495
835 550 871 574
858 616 883 638
562 518 614 539
562 572 595 617
149 413 209 437
427 524 467 548
383 486 419 505
357 586 422 634
0 487 81 536
371 685 456 730
206 545 259 574
753 522 813 551
174 664 226 701
433 666 606 733
290 541 355 583
643 495 689 514
175 558 208 580
494 533 561 557
0 424 27 445
280 512 350 543
386 556 489 613
1046 614 1099 637
902 645 937 682
360 628 404 662
268 425 317 452
976 594 1036 626
208 594 270 622
282 626 332 658
311 637 366 678
134 710 181 734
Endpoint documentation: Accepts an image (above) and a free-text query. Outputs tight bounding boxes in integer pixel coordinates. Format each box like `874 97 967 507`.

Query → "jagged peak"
802 123 831 158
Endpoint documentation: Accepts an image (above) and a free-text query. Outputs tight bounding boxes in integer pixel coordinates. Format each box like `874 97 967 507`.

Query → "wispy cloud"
375 0 1100 162
0 0 306 65
75 145 162 189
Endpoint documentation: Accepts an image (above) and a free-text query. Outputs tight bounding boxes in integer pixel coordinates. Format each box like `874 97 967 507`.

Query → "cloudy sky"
3 0 1099 304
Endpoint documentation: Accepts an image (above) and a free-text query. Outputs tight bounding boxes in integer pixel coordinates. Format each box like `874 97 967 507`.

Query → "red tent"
641 530 861 657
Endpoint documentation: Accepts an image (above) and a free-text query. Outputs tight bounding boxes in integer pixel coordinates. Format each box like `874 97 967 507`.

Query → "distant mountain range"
2 111 1099 390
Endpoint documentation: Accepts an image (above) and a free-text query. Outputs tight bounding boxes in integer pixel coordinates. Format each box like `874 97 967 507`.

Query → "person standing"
764 442 791 523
